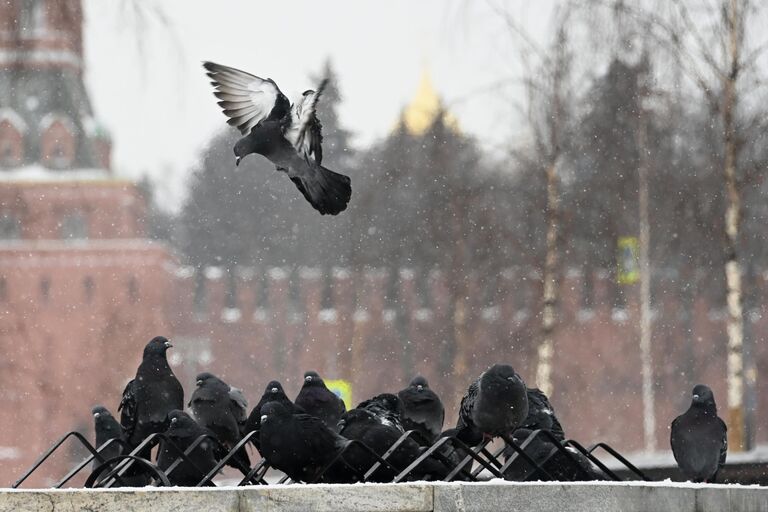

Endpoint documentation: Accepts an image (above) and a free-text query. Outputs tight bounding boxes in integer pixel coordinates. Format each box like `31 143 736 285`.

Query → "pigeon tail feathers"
290 163 351 215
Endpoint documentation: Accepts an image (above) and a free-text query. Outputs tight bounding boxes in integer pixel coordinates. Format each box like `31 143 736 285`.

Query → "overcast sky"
82 1 554 209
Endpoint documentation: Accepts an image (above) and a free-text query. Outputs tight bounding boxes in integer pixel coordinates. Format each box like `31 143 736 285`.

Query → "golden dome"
399 69 460 136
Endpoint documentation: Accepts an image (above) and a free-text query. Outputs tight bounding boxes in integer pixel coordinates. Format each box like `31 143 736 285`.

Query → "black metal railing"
13 428 648 488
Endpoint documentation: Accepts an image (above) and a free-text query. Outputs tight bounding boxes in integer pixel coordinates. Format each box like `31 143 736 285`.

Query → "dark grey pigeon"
203 61 351 215
339 408 449 482
188 372 250 471
398 376 445 445
244 380 303 451
259 401 352 483
295 371 346 432
503 429 605 481
671 384 728 483
356 393 405 432
157 410 219 486
456 364 529 445
91 405 124 470
519 387 565 441
119 336 184 447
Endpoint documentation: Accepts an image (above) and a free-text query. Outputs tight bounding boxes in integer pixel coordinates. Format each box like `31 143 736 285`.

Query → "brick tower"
0 0 175 486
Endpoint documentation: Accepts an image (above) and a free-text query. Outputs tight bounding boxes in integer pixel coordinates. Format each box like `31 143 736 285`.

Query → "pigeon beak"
93 412 100 418
271 387 278 393
171 417 178 424
416 385 423 391
235 156 242 166
260 414 268 424
164 341 173 348
196 380 203 387
305 376 313 382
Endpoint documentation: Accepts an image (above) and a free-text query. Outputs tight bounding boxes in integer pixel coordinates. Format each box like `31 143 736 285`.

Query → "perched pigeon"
456 364 529 445
157 410 219 486
91 405 124 471
670 384 728 483
203 61 352 215
243 380 303 450
503 429 604 481
188 372 250 471
295 371 346 432
118 336 184 447
398 376 445 445
259 401 352 483
519 387 565 441
356 393 405 432
339 408 449 482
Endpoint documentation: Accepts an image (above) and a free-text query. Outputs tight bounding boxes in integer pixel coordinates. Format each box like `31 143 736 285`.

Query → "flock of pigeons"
89 336 728 486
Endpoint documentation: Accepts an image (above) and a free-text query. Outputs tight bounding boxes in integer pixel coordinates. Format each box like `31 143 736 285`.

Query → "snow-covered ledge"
1 481 767 512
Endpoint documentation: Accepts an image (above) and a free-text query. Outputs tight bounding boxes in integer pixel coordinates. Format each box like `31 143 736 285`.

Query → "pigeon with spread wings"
203 61 351 215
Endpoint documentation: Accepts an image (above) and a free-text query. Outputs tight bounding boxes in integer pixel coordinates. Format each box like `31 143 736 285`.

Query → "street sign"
618 236 639 285
325 379 353 410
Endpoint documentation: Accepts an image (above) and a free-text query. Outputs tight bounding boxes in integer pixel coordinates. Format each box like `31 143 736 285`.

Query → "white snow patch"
0 108 27 132
221 308 241 323
268 267 288 281
0 446 21 460
318 308 338 324
611 308 629 323
204 266 224 280
299 266 321 279
0 165 109 182
332 267 351 280
253 308 269 323
577 309 595 322
481 306 500 322
353 309 370 323
174 265 195 279
382 309 396 323
399 268 415 280
414 308 433 322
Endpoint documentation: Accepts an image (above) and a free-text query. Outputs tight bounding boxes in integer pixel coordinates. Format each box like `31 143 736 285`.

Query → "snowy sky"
82 1 554 209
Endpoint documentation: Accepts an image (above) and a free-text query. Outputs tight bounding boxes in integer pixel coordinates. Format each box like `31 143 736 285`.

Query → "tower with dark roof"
0 0 174 486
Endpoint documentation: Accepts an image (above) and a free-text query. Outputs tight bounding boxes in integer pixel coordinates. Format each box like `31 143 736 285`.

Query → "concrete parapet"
2 482 767 512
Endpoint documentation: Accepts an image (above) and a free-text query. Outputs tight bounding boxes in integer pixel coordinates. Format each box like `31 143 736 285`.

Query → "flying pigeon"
670 384 727 483
203 61 352 215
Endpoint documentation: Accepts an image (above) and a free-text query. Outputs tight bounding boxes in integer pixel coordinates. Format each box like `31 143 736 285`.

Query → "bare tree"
494 5 574 396
602 0 768 450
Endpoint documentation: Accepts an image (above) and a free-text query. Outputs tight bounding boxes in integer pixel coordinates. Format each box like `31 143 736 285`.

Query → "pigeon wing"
285 79 328 165
229 386 248 425
203 61 290 135
718 417 728 468
118 379 138 439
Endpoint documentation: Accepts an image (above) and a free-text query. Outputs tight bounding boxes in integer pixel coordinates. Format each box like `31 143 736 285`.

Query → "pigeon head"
481 364 523 391
91 405 111 419
166 410 198 434
303 371 325 386
195 372 218 387
264 380 285 395
409 375 429 391
260 401 289 424
691 384 717 409
143 336 173 357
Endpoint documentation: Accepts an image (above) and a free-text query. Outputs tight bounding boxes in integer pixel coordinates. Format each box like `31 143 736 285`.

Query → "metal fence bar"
587 442 649 481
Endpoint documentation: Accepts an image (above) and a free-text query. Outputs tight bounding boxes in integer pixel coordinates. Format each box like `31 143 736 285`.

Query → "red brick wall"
0 119 23 166
0 182 147 240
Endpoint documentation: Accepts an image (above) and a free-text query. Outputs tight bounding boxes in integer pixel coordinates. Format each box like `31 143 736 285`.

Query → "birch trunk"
536 158 559 397
637 109 656 452
723 0 745 452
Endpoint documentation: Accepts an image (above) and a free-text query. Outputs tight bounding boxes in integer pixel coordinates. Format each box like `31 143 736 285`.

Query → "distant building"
0 0 174 486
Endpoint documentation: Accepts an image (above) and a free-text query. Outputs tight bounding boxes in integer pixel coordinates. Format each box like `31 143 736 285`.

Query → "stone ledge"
2 482 766 512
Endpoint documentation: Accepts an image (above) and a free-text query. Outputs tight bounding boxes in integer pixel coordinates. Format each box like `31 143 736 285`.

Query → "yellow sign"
325 379 353 410
618 237 639 285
